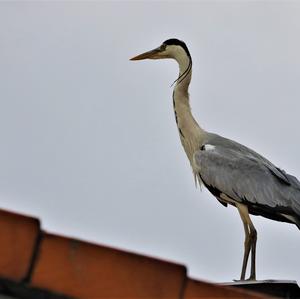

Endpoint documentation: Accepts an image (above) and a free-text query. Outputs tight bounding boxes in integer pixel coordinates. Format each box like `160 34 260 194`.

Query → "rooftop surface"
0 208 290 298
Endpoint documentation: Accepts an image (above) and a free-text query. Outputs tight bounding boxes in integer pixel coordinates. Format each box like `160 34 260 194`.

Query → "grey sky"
0 1 299 283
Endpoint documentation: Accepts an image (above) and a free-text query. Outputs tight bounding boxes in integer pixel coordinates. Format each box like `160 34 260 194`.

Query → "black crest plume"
163 39 192 86
163 38 191 58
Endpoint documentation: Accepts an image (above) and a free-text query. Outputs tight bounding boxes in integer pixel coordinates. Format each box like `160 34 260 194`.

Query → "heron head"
130 38 191 61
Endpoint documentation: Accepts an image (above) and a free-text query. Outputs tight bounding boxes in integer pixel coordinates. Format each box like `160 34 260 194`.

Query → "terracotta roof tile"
0 208 277 298
31 233 186 299
0 209 40 281
184 279 269 299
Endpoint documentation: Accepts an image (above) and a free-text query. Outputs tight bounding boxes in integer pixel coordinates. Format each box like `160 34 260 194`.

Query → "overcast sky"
1 1 300 283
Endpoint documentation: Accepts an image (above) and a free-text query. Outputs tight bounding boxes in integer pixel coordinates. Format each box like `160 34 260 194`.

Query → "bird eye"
160 44 166 51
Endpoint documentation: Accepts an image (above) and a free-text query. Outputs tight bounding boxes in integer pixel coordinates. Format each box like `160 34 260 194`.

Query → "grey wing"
194 144 300 225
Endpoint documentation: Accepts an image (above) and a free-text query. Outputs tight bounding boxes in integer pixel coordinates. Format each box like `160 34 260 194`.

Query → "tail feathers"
296 218 300 230
293 215 300 230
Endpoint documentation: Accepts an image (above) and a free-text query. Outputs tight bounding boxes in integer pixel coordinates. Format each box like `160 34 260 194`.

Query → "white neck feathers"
171 47 205 166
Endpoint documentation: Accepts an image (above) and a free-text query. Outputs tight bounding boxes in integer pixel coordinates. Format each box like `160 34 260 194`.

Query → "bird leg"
249 222 257 280
240 217 251 280
236 203 257 281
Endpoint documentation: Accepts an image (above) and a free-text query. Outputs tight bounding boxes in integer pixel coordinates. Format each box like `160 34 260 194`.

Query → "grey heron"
130 39 300 281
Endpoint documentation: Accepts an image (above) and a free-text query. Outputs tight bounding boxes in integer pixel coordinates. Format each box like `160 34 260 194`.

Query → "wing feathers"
194 144 300 219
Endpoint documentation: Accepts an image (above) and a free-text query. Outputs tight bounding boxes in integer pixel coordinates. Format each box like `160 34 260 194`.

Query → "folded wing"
194 142 300 226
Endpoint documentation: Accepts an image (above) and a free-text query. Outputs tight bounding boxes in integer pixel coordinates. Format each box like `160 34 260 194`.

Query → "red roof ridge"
0 208 270 298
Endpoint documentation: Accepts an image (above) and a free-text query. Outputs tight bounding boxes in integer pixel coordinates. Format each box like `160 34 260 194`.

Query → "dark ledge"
0 277 75 299
221 280 300 299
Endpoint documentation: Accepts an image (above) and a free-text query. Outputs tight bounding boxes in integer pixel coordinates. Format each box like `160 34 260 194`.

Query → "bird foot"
233 277 256 282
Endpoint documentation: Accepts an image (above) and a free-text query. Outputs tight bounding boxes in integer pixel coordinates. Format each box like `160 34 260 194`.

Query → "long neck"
172 53 206 163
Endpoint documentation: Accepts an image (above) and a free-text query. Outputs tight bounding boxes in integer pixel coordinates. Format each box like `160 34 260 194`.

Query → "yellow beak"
130 47 161 61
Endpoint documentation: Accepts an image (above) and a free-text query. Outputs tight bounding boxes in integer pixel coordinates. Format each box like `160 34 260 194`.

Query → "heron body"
130 39 300 280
